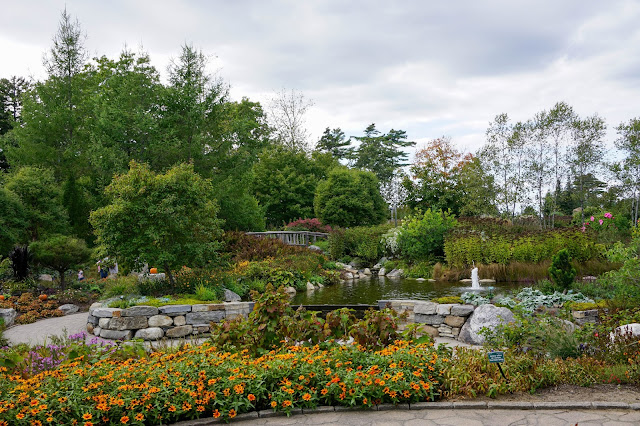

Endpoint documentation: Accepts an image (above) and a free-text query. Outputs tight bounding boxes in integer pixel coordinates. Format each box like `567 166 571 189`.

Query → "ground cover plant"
0 292 64 324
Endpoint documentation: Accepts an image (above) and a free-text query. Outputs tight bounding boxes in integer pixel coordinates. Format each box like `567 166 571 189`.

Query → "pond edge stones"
87 301 254 341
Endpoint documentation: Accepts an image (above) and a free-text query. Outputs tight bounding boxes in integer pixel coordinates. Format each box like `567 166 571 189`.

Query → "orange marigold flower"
270 401 277 408
282 400 292 408
83 413 93 420
84 423 93 426
46 418 54 423
135 413 144 421
30 400 39 406
213 409 221 418
229 409 237 418
168 405 176 412
16 413 25 420
120 416 129 424
182 402 192 411
321 388 328 395
248 394 256 402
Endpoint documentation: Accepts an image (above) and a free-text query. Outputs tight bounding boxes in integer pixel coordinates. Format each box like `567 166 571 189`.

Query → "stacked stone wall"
86 302 253 341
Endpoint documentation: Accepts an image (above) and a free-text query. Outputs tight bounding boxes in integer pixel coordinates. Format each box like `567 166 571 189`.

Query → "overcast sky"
1 0 639 157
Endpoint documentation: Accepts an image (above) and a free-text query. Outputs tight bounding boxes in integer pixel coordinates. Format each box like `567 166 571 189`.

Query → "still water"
291 276 524 305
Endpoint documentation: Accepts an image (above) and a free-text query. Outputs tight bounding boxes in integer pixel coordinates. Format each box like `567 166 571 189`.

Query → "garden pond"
291 276 524 305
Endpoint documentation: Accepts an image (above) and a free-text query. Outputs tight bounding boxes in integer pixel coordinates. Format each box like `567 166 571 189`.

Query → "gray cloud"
1 0 639 157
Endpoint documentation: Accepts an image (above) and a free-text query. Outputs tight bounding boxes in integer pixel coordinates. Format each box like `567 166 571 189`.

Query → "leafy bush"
327 224 392 264
444 227 601 268
30 235 91 290
222 231 302 262
548 248 576 291
314 167 388 227
0 292 64 324
399 209 457 260
432 296 463 304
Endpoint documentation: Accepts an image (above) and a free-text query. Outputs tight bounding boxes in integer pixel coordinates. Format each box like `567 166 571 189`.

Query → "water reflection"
291 276 524 305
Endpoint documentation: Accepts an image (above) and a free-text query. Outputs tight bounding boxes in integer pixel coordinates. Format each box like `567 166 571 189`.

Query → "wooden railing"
245 231 329 246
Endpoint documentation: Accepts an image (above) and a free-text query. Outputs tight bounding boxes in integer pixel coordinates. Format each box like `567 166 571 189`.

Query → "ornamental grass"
0 341 448 425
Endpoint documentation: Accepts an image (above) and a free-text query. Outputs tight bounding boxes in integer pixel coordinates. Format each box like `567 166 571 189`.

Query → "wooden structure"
245 231 329 246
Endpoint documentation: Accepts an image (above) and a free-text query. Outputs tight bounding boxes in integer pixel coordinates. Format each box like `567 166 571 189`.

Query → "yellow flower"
83 413 92 420
120 416 129 424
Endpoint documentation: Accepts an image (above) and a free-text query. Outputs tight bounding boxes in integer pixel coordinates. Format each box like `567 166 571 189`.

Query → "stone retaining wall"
378 300 475 339
86 301 254 341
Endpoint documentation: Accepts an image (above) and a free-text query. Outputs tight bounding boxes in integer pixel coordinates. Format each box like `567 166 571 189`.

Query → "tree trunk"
164 262 175 286
58 268 66 291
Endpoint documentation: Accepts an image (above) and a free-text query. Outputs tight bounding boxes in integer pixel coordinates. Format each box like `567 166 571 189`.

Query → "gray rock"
93 308 122 318
0 308 17 327
173 315 186 326
134 327 164 341
58 304 80 315
460 278 472 283
558 319 576 334
99 329 132 340
108 316 148 330
451 304 475 317
284 286 297 295
414 302 437 315
445 315 466 328
436 304 454 315
138 272 166 282
458 304 515 345
191 304 225 312
386 268 403 278
86 323 94 334
39 274 53 282
479 279 496 284
343 271 354 280
186 311 225 324
378 257 388 265
121 306 159 317
308 245 322 252
363 268 372 275
378 267 386 276
415 314 445 325
88 302 103 315
165 325 193 338
148 315 174 327
610 323 640 342
158 305 191 315
98 318 111 328
306 282 316 291
415 278 426 281
93 326 102 336
224 289 241 302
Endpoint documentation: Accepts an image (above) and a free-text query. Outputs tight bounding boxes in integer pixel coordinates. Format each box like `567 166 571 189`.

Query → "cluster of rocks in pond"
86 301 254 341
336 260 405 281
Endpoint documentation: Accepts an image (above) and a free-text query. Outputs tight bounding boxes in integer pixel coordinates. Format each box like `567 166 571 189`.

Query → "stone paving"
177 407 640 426
4 312 88 345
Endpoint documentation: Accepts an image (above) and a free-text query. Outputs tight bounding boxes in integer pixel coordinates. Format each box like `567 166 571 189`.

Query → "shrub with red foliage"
286 218 332 233
222 231 307 262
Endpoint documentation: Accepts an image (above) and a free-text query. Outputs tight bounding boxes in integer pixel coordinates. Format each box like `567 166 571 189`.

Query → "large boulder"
0 308 17 327
58 304 80 315
224 289 241 302
458 304 515 345
610 323 640 342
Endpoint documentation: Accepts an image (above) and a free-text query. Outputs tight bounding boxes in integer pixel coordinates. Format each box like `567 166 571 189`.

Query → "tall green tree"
90 161 223 284
0 187 28 256
6 9 91 179
4 167 68 241
546 102 575 227
353 124 415 184
252 148 338 226
314 167 387 227
614 117 640 225
316 127 352 161
567 114 606 223
162 43 227 171
0 76 30 135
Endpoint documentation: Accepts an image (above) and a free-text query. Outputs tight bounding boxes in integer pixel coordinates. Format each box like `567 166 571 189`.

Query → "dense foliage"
314 168 387 227
90 162 223 284
398 209 458 260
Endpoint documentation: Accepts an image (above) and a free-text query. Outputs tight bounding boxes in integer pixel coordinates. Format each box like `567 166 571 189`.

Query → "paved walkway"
179 407 640 426
4 312 88 346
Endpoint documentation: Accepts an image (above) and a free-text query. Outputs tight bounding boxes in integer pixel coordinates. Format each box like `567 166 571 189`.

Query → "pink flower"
604 212 612 219
590 216 595 221
581 226 586 232
599 219 603 225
